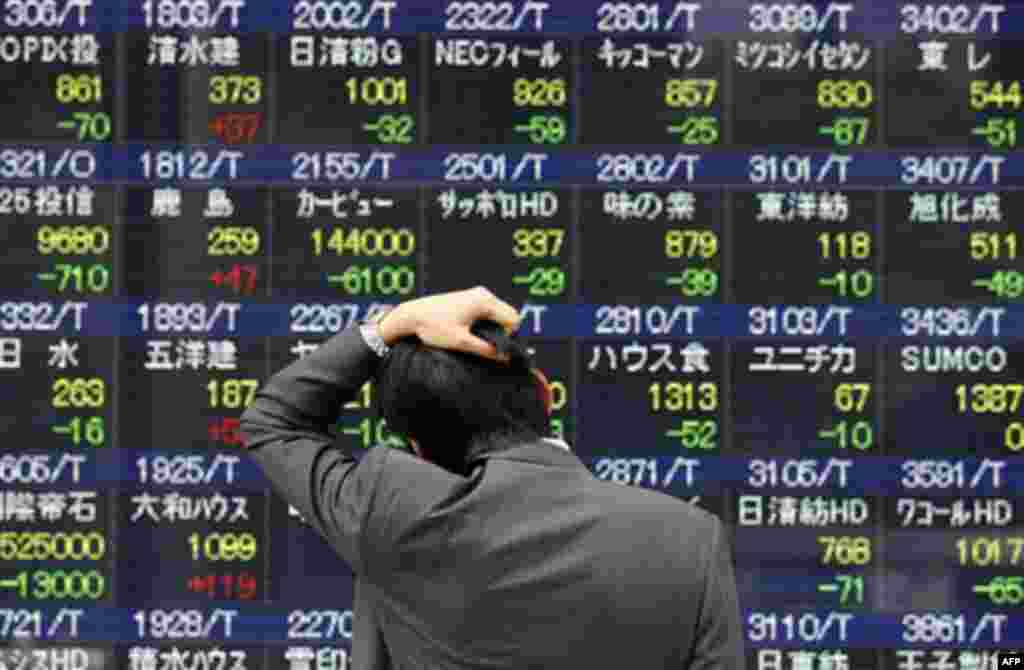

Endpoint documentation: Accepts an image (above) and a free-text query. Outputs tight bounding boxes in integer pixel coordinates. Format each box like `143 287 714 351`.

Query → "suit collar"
472 438 585 470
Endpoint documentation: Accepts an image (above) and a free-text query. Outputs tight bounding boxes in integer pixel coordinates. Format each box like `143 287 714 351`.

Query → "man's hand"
377 287 521 362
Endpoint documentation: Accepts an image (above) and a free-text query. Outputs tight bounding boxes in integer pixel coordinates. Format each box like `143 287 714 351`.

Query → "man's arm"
689 518 745 669
238 288 522 573
239 325 382 571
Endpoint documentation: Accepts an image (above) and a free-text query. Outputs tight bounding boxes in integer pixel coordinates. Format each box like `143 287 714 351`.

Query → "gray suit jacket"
240 326 745 669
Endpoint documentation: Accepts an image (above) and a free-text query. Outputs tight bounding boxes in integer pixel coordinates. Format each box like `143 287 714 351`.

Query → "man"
240 287 744 669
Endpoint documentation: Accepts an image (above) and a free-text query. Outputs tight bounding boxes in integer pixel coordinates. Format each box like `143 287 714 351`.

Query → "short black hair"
373 320 548 474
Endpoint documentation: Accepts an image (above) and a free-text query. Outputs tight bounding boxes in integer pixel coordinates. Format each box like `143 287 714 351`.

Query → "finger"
480 296 521 332
454 330 506 362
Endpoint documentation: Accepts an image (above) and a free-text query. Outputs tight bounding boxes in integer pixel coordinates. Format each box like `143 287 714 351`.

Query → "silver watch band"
359 310 392 358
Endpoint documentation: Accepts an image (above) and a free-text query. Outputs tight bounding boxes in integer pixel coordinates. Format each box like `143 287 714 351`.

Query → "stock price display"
1 1 1024 668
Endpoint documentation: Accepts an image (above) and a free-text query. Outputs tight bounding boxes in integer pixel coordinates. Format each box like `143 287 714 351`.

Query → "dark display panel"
1 2 1024 668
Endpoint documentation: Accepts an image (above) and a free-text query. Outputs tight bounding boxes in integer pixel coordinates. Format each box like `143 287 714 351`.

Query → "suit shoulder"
593 478 721 533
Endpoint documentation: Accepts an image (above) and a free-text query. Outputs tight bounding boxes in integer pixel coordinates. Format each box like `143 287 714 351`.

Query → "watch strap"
359 308 393 358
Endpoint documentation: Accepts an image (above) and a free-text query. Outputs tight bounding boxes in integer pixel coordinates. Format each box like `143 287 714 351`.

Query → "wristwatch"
359 307 393 358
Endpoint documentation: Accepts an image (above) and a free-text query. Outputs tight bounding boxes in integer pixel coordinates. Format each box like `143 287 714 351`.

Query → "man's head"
373 320 551 474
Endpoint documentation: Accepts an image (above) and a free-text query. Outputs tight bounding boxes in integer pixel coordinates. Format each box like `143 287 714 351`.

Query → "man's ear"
531 367 553 416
